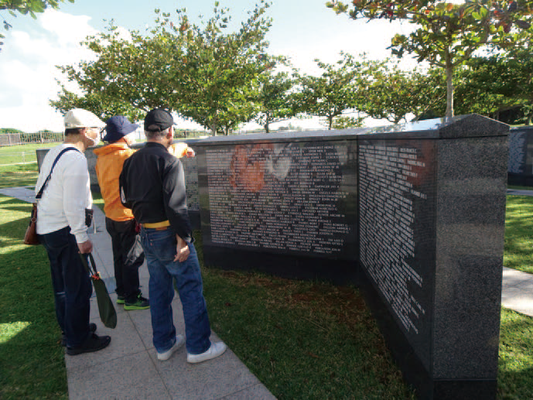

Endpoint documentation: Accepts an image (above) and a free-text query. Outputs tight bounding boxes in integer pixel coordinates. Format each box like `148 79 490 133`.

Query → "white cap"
64 108 106 129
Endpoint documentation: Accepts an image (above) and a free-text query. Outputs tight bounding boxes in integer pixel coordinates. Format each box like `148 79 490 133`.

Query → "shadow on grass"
0 216 31 250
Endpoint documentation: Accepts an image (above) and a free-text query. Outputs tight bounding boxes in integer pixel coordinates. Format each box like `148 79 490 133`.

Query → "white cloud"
271 19 419 76
0 9 98 132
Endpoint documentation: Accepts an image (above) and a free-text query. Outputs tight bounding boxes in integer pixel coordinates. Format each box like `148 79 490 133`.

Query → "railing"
0 132 64 146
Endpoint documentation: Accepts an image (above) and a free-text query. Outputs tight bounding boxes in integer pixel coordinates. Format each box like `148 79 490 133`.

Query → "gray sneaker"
187 342 227 364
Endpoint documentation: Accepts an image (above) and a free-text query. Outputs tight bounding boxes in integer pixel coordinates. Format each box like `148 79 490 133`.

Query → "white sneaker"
187 342 227 364
157 335 185 361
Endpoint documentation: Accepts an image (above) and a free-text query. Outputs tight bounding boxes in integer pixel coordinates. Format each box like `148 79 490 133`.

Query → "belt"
142 220 170 229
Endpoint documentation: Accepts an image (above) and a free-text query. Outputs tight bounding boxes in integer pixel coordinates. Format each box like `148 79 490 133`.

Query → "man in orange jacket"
94 116 149 310
95 116 194 310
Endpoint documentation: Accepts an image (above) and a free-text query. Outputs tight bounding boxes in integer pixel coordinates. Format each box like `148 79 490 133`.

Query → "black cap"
144 109 173 132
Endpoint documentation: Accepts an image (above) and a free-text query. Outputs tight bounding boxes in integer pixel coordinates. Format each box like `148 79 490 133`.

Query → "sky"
0 0 419 133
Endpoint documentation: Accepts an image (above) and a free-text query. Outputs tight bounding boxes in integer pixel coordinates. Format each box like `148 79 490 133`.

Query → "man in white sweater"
36 109 111 355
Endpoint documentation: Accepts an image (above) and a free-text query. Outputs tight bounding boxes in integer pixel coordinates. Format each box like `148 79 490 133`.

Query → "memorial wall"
356 116 508 400
507 126 533 186
195 131 361 282
358 139 436 369
192 114 508 400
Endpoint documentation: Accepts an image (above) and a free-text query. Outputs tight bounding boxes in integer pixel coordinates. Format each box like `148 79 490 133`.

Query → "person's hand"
174 236 190 262
78 240 93 254
185 147 195 158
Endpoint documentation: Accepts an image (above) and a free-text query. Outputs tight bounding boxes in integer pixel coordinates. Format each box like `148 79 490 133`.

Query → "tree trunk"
328 115 333 130
445 53 454 118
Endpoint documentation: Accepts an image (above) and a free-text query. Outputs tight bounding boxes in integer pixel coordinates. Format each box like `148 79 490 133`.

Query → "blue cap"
103 116 138 143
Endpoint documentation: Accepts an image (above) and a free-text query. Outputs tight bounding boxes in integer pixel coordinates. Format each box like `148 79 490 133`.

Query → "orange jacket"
94 139 135 221
94 140 191 222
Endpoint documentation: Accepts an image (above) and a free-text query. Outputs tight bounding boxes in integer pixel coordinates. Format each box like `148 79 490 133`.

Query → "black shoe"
61 323 97 347
66 333 111 356
124 294 150 311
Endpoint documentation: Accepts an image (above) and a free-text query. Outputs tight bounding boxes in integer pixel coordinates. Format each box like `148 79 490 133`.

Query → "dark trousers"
39 226 93 348
105 218 145 303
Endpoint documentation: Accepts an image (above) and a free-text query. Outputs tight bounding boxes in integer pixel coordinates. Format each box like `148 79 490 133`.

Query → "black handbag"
79 253 117 329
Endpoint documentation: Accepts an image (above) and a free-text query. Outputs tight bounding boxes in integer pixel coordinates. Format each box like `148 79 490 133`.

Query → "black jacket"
119 142 192 243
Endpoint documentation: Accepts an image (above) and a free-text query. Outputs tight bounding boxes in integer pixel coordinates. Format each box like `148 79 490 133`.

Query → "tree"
355 58 446 124
453 45 533 124
253 69 298 133
1 0 74 49
50 89 146 122
295 53 362 130
327 0 533 117
52 2 274 135
0 127 23 133
173 1 274 135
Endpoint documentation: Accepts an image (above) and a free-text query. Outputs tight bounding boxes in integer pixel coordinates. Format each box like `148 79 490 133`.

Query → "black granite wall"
507 126 533 186
192 114 509 400
356 115 508 399
195 130 362 283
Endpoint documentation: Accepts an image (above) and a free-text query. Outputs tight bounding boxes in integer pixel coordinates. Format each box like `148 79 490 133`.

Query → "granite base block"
203 245 360 285
358 269 497 400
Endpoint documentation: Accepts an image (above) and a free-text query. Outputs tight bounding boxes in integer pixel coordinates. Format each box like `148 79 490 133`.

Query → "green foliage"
356 57 446 123
253 69 298 133
331 115 364 129
453 46 533 124
326 0 533 117
0 0 74 48
0 128 24 133
295 53 363 130
52 1 275 136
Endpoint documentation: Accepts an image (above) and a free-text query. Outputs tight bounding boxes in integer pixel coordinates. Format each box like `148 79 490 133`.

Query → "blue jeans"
140 227 211 354
39 226 93 348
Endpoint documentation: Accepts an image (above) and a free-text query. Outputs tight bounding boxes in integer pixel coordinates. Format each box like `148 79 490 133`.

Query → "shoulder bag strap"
79 253 97 276
36 147 81 200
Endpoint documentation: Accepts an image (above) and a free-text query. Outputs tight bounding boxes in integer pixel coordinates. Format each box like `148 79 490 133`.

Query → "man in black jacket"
119 108 226 363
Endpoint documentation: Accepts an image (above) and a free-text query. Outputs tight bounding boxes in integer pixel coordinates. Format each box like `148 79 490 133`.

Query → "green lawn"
504 195 533 274
1 166 533 399
0 164 40 189
0 142 60 165
0 196 68 400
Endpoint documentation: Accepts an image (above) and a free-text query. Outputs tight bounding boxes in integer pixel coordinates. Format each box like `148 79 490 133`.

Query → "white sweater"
35 144 92 243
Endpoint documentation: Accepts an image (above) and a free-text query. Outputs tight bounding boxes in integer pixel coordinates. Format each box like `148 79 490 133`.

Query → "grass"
0 142 60 165
0 164 40 189
0 168 533 398
0 196 68 400
498 309 533 400
504 195 533 274
199 245 415 398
